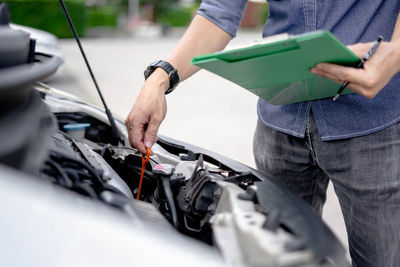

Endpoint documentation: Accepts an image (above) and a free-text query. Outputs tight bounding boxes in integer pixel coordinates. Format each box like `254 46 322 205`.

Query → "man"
125 1 400 266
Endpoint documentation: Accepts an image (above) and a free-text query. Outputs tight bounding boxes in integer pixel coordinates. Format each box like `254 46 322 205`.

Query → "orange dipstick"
136 147 151 200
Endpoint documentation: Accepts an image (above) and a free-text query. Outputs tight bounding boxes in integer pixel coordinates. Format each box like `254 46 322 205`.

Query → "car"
10 23 63 58
0 3 349 267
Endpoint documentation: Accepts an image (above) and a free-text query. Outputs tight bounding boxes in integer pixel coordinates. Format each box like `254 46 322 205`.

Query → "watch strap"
144 60 180 94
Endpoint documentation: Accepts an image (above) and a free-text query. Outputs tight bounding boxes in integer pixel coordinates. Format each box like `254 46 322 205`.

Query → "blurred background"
4 0 268 38
2 0 348 258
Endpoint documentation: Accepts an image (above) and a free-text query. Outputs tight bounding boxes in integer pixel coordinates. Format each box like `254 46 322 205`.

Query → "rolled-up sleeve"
197 0 249 38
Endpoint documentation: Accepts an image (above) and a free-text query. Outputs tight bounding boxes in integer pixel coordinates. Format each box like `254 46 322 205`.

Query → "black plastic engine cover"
0 90 57 173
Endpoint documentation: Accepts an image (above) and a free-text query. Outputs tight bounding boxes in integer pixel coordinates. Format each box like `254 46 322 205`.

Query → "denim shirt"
198 0 400 140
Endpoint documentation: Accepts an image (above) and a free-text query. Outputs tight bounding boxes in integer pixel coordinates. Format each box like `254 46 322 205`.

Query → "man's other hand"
310 40 400 99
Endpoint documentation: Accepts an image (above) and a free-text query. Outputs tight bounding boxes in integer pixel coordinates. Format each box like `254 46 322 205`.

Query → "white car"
0 3 349 267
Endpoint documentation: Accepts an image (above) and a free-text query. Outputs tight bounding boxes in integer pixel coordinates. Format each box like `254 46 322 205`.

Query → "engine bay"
34 89 346 266
46 108 261 245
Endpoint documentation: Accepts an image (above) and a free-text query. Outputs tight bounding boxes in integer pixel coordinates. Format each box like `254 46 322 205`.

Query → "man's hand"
125 15 232 154
125 68 169 154
310 40 400 99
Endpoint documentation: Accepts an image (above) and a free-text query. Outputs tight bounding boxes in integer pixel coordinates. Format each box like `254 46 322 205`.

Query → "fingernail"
144 141 153 148
310 68 317 74
316 64 323 69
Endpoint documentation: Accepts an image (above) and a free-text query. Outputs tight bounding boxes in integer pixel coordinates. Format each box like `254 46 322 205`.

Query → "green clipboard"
191 30 360 105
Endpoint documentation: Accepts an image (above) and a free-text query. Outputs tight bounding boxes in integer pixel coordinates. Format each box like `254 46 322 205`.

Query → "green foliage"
139 0 178 22
87 5 118 27
3 0 87 38
158 4 198 27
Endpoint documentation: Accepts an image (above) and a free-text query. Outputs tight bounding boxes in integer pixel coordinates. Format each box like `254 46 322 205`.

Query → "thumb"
143 117 162 148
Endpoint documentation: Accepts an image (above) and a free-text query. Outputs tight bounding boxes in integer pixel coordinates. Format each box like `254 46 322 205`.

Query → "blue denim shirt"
198 0 400 140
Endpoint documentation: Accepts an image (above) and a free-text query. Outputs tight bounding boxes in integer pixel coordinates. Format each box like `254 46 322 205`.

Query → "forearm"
148 14 232 92
166 15 231 82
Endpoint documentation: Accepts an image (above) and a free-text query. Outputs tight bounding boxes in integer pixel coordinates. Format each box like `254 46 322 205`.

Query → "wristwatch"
144 60 180 94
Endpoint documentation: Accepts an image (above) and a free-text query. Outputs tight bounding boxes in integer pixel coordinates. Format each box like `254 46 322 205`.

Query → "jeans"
253 112 400 267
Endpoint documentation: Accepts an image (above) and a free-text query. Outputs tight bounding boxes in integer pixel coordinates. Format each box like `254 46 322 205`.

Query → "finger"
315 63 366 86
311 67 379 99
143 117 162 149
311 67 344 84
125 117 135 146
131 121 147 154
125 117 134 147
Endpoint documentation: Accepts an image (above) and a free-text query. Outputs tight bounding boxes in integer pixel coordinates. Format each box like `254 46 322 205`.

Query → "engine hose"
45 159 73 187
162 177 179 229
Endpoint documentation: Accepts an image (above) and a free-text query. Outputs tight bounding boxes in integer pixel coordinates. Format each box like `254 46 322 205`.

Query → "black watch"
144 60 180 94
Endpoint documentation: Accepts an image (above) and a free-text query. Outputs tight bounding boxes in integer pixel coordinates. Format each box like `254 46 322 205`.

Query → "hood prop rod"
59 0 121 145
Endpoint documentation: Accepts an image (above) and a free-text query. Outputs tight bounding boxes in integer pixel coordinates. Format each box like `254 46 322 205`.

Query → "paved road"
49 29 349 257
